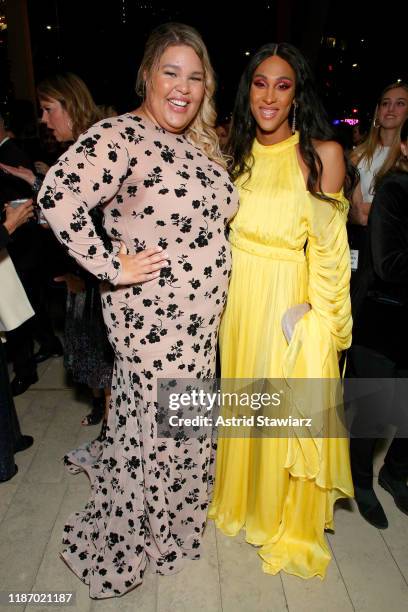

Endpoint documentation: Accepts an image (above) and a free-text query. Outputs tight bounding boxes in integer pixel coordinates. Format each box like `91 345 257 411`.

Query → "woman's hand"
349 181 370 226
116 242 169 285
34 161 50 175
349 201 371 226
54 273 86 294
3 199 35 235
0 162 36 187
281 303 311 343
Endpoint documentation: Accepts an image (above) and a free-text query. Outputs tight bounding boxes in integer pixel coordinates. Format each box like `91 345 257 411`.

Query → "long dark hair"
227 42 358 202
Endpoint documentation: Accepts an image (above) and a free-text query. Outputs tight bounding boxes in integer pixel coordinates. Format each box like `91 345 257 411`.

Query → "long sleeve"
305 192 352 352
38 121 130 284
281 192 353 490
370 177 408 284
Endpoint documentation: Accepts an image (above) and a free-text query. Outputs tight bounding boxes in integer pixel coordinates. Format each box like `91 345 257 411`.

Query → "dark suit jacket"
352 171 408 364
0 138 40 274
0 138 34 206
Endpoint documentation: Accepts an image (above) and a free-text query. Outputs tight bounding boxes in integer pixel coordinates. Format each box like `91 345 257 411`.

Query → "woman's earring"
373 114 380 128
291 101 298 134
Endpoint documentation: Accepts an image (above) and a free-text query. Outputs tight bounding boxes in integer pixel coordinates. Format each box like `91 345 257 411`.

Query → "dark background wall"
1 0 407 129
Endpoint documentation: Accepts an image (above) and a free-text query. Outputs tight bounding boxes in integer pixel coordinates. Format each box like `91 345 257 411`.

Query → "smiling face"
39 97 73 142
377 86 408 131
250 54 296 145
142 44 206 133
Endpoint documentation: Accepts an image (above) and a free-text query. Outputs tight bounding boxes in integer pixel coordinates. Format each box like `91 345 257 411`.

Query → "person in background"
1 73 115 430
215 116 231 150
0 200 34 482
0 113 63 395
350 82 408 226
347 83 408 289
352 117 369 148
347 117 408 528
0 113 34 203
209 42 357 579
333 121 354 153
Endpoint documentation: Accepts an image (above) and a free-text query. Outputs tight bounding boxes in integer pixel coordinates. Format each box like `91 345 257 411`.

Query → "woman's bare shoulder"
313 139 345 192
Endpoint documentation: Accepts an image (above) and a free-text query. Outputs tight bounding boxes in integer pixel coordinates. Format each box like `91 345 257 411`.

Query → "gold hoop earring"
373 115 380 128
291 101 298 134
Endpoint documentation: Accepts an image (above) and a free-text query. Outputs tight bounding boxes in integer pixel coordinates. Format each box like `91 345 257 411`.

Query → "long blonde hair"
136 22 226 169
352 82 408 180
37 72 114 140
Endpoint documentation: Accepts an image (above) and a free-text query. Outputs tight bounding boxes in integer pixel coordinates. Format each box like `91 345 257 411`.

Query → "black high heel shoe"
81 396 105 426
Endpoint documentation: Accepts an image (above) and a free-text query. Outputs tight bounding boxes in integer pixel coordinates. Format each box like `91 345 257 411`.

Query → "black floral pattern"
38 113 238 599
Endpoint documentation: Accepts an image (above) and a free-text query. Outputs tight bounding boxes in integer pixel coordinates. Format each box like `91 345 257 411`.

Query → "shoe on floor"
81 396 105 426
354 485 388 529
14 435 34 453
379 465 408 515
11 372 38 396
34 339 63 364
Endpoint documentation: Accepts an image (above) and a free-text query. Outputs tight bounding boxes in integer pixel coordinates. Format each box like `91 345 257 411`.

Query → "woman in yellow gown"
209 43 358 579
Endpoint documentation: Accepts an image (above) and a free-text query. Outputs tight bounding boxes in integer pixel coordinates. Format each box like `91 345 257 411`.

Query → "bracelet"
32 175 43 194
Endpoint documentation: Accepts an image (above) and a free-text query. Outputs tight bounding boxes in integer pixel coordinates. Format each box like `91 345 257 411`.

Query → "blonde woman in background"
350 81 408 226
1 73 115 431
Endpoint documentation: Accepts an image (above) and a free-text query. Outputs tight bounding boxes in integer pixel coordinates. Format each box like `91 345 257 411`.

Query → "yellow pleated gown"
208 132 354 579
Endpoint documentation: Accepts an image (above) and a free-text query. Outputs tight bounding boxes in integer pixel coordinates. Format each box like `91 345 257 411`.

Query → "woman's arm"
306 142 352 350
349 180 370 226
314 140 345 193
284 141 351 346
0 162 36 187
38 121 167 285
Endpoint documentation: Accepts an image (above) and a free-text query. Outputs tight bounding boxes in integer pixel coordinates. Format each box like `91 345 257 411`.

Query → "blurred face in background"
215 121 230 149
377 87 408 131
352 124 367 146
39 97 73 142
143 44 206 133
401 136 408 159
